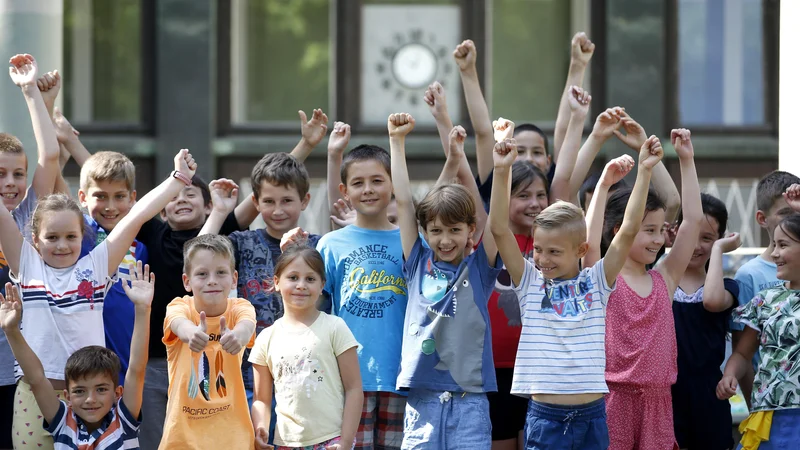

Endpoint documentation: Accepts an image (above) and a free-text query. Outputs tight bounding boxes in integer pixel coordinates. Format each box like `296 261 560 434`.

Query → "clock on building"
361 5 462 126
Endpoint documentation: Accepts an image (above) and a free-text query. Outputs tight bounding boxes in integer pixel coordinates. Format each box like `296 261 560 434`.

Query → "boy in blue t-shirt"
389 114 501 449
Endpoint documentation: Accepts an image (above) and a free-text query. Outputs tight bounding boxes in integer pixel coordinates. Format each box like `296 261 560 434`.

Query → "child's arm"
549 86 590 204
218 315 255 355
53 109 91 167
388 113 418 259
655 129 702 293
170 311 210 353
784 184 800 213
10 55 60 198
120 262 154 418
614 113 681 222
488 140 525 285
327 121 351 230
289 108 329 163
603 136 664 286
199 179 240 236
718 326 759 400
423 81 455 157
553 33 594 159
436 126 466 186
0 283 60 423
0 205 24 276
251 364 274 450
336 347 363 450
704 233 741 312
37 69 60 117
568 107 623 200
104 149 196 275
583 155 635 268
454 40 494 184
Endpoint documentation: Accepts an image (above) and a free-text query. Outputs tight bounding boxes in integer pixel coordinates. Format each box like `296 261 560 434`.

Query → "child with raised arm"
160 234 257 449
0 261 152 448
250 245 362 450
390 113 501 449
601 129 702 450
490 134 662 449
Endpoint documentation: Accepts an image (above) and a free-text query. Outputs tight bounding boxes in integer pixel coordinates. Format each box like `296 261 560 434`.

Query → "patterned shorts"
12 379 68 450
355 392 406 450
277 436 347 450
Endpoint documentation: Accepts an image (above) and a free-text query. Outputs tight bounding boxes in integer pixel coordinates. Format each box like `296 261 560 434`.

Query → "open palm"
122 262 155 308
9 54 38 87
0 283 22 331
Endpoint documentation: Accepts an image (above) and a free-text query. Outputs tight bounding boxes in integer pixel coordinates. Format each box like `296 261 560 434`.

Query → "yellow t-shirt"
249 313 359 447
159 296 256 450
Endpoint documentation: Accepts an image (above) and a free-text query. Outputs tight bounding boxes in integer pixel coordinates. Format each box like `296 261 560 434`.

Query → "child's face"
161 185 211 231
253 181 310 238
532 227 587 280
340 161 393 218
274 257 323 313
0 152 27 212
423 218 475 265
628 209 667 265
687 214 720 271
771 225 800 283
514 131 550 174
65 372 122 432
760 198 794 240
509 177 548 235
79 180 136 232
33 210 83 269
182 249 237 313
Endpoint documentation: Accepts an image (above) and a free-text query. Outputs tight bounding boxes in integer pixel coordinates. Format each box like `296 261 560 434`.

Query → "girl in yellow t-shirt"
250 244 362 450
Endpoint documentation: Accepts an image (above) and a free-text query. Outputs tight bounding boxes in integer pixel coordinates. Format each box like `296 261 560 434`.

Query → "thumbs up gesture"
219 316 246 355
187 311 210 353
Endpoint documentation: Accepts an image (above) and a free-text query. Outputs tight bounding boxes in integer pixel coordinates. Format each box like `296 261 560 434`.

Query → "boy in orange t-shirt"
160 234 257 449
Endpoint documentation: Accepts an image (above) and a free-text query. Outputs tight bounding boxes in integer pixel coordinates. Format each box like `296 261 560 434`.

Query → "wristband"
171 170 192 186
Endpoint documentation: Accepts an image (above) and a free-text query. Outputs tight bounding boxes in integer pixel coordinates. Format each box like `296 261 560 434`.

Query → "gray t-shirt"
0 188 36 385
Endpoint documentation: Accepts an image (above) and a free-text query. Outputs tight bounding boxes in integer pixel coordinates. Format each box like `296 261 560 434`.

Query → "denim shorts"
737 408 800 450
402 388 491 450
524 398 609 450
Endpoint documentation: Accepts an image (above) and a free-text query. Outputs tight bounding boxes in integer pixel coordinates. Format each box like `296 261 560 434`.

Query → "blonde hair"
534 201 587 244
80 151 135 192
0 133 24 155
30 194 85 237
183 234 235 274
416 184 476 230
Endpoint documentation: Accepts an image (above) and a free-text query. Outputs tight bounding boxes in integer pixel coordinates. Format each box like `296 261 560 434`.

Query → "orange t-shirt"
159 296 256 450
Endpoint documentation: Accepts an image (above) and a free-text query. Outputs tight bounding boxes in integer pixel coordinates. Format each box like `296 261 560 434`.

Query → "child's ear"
130 190 137 202
182 273 191 292
115 385 124 400
250 193 258 208
160 209 168 222
469 223 477 236
576 242 589 259
78 189 88 207
203 202 212 217
232 269 238 289
613 224 621 236
756 210 768 228
63 389 70 406
300 192 311 210
338 183 348 201
273 276 280 294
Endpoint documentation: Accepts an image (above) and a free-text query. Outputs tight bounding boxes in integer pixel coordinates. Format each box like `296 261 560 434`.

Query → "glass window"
678 0 765 126
230 0 331 124
490 0 572 127
63 0 142 124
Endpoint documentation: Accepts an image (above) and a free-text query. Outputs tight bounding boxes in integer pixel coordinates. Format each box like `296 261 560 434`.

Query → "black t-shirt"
477 164 556 212
136 212 243 359
672 278 738 377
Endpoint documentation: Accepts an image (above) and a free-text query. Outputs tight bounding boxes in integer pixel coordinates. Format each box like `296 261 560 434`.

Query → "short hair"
578 173 629 209
79 151 136 192
274 244 326 285
0 132 24 155
416 184 476 230
534 201 587 244
30 193 86 238
341 144 391 184
190 175 212 207
756 170 800 213
250 153 310 200
514 123 550 157
601 187 666 256
64 345 121 388
183 234 235 274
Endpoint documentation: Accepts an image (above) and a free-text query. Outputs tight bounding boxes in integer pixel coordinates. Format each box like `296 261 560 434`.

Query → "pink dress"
605 270 679 450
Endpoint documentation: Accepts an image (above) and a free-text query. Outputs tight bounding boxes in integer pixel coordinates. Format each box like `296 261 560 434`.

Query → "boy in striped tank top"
488 136 664 449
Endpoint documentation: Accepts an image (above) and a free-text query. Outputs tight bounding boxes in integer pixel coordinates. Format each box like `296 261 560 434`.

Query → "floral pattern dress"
733 285 800 412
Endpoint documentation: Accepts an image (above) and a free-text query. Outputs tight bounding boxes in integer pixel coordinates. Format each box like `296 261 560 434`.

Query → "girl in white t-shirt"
0 149 196 450
250 245 361 450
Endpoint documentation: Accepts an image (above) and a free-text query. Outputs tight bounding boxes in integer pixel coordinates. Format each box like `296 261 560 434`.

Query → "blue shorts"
524 398 609 450
402 388 491 450
737 408 800 450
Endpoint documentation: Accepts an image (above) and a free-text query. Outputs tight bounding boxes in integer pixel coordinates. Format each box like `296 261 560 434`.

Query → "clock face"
392 43 438 89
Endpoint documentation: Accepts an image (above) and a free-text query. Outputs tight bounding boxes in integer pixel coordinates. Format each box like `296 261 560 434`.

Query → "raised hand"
52 107 80 144
639 135 664 170
592 107 624 139
328 121 351 156
671 128 694 160
423 81 448 120
448 125 467 160
218 316 246 355
280 227 310 251
571 32 595 67
493 117 515 143
299 109 329 148
600 155 635 188
208 178 239 214
784 184 800 212
614 113 647 151
9 54 38 87
255 427 273 450
567 86 591 115
715 232 742 254
121 262 155 308
493 138 518 170
0 283 22 332
387 113 415 138
174 148 197 180
37 70 61 113
186 311 210 353
330 199 356 228
453 39 477 72
716 375 738 400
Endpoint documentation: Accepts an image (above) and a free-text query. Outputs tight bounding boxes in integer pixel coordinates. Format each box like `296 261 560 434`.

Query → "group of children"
1 31 799 450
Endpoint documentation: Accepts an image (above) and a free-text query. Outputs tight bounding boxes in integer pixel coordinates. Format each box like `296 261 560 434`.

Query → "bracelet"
171 170 192 186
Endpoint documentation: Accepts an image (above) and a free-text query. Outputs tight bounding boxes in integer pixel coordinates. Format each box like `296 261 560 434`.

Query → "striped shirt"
46 398 140 449
511 258 614 396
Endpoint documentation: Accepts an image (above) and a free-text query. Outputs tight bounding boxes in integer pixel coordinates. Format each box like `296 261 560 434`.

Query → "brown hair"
65 345 121 388
0 133 24 155
250 153 310 200
535 201 587 244
274 244 326 285
416 183 476 230
183 234 235 274
341 144 391 185
30 194 85 238
79 151 136 191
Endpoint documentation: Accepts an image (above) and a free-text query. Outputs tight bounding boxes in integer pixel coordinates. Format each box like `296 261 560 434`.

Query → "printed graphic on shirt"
239 247 278 330
188 349 228 402
538 277 597 319
274 345 325 399
341 244 407 319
